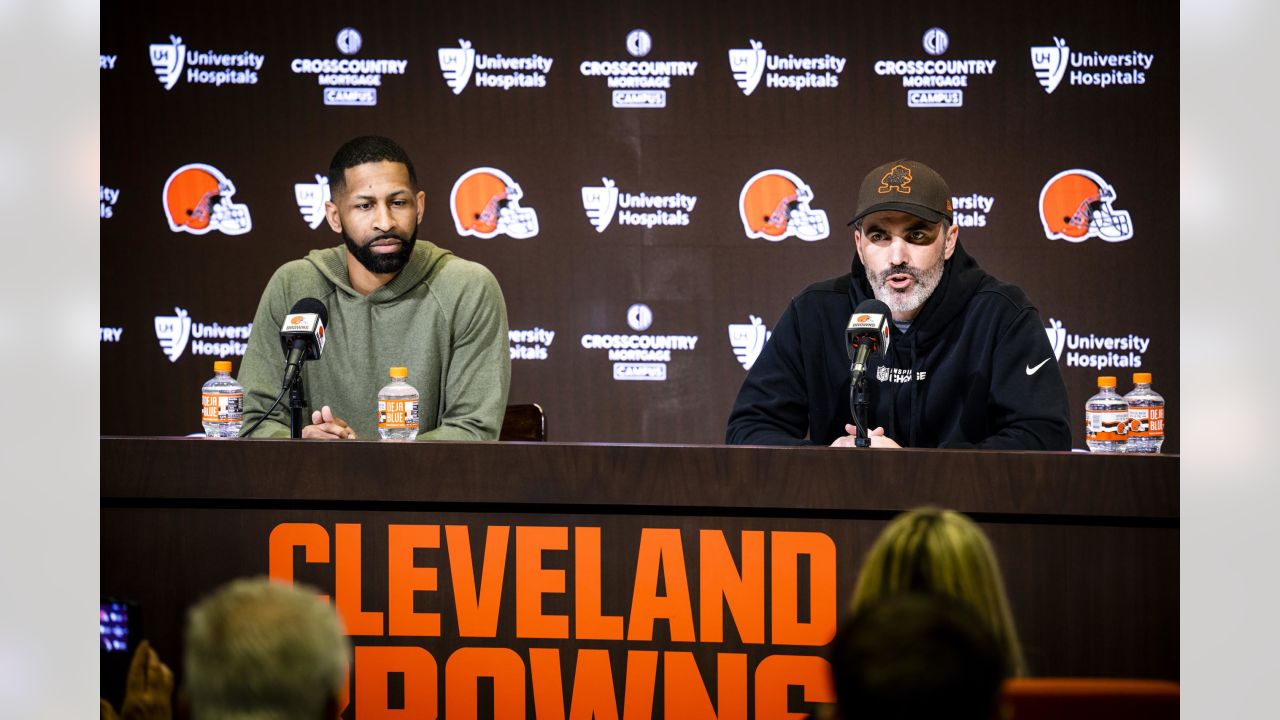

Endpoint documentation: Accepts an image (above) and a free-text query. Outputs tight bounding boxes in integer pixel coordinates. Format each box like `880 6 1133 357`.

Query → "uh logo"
1044 318 1066 361
149 35 186 91
728 39 766 95
294 174 331 229
1030 37 1069 94
581 178 620 233
155 307 192 363
728 315 772 371
438 39 476 95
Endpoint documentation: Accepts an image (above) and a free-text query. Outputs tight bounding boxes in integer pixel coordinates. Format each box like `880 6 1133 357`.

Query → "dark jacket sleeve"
941 307 1073 451
725 301 815 446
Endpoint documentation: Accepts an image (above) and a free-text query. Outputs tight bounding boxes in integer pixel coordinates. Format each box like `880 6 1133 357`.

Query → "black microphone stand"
849 365 870 447
287 370 307 439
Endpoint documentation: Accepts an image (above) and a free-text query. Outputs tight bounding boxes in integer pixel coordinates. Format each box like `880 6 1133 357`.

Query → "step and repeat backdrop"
101 0 1178 450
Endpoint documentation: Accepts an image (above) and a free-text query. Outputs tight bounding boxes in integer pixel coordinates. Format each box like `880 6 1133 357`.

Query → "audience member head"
829 593 1005 720
184 577 350 720
850 506 1026 676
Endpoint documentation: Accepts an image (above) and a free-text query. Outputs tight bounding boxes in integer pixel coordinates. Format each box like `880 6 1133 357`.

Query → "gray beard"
865 254 945 318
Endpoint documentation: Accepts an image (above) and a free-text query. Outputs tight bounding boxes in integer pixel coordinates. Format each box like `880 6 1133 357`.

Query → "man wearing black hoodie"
726 160 1071 449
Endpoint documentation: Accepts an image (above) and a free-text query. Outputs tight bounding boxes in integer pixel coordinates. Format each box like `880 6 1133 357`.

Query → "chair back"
1003 677 1178 720
500 403 546 441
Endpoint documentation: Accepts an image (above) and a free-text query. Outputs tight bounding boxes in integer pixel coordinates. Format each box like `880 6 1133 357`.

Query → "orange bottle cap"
389 366 408 378
1097 376 1116 387
214 361 232 372
1133 372 1152 384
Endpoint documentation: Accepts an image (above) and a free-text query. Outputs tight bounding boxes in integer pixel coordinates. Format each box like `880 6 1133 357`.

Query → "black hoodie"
726 242 1071 449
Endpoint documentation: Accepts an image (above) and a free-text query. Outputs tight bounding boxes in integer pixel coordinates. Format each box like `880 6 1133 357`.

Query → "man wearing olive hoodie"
239 136 510 440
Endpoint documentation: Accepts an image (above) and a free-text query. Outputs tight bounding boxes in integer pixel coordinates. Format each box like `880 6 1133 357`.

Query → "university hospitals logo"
438 39 552 94
155 307 192 362
1030 37 1154 93
1030 37 1070 94
162 164 252 235
154 307 252 362
582 178 620 232
149 34 263 90
1045 318 1066 360
728 315 772 370
739 169 829 241
1044 317 1150 371
1038 169 1133 242
728 39 846 95
450 168 539 239
438 39 476 94
149 36 185 90
294 174 331 229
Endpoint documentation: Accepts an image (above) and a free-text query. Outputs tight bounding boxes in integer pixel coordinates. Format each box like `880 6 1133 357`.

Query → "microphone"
279 298 328 390
846 299 891 380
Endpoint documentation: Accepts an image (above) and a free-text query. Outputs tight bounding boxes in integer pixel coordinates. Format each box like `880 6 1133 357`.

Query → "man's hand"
830 424 901 449
102 640 173 720
303 405 358 440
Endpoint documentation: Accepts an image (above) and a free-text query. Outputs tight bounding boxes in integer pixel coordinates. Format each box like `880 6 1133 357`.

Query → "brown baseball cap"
848 159 954 226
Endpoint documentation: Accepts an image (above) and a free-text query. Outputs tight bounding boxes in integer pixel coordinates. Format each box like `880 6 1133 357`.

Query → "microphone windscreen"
853 298 891 317
288 297 329 326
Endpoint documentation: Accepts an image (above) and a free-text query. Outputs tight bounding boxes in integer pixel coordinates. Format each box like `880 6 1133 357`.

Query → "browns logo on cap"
849 159 953 227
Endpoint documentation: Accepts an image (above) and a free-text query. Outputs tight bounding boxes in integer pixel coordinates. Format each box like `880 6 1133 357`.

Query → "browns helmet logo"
450 167 539 239
877 164 913 195
1038 169 1133 242
739 169 829 242
162 163 252 235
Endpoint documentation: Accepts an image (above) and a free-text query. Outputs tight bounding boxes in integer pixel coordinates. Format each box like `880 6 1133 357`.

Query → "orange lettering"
445 525 509 637
700 530 764 644
354 645 438 719
628 529 695 642
528 648 567 720
336 524 383 636
663 652 747 720
445 647 526 720
770 532 836 646
755 655 835 720
516 526 569 638
575 526 623 640
388 524 440 636
267 523 330 602
621 651 658 720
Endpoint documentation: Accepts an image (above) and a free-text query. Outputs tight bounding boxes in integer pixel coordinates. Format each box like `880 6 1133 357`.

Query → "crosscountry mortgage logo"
1044 317 1150 371
450 168 539 239
1030 37 1154 93
579 30 699 108
581 178 697 231
294 174 331 229
155 308 191 362
149 35 263 90
872 27 997 108
739 169 829 241
290 27 408 106
438 39 552 94
581 305 699 382
582 178 620 232
728 39 846 95
728 315 772 370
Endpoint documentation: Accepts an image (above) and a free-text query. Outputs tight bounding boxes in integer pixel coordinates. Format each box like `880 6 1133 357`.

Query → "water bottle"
1123 372 1165 454
201 360 244 438
1085 376 1129 453
377 367 419 441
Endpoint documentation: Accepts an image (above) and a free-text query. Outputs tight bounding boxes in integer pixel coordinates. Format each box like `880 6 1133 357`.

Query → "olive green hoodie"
239 241 510 440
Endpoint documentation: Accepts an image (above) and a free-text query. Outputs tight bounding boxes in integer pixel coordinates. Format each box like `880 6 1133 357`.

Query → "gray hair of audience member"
829 593 1005 720
184 577 350 720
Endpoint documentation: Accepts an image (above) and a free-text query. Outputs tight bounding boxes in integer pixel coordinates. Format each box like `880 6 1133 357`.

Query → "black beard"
344 229 417 275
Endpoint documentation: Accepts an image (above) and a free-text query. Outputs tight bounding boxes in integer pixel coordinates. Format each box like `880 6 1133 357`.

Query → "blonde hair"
850 507 1026 676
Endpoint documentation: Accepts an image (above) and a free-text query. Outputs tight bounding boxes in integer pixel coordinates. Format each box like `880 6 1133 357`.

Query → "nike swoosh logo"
1026 358 1052 375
